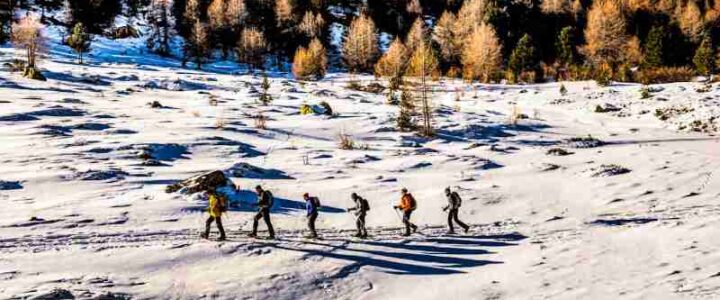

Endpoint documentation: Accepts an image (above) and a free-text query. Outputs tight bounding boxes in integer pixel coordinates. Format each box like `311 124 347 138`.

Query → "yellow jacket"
208 193 225 218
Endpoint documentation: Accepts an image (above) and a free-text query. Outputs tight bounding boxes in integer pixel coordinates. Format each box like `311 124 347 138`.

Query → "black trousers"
356 213 367 236
205 216 226 238
447 209 468 232
252 208 275 237
402 210 417 235
307 212 318 237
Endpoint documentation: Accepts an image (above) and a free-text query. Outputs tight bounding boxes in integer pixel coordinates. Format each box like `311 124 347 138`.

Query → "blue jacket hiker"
303 193 320 238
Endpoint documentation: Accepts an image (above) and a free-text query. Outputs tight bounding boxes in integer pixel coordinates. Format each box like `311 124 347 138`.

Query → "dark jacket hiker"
444 187 469 234
249 185 275 239
347 193 370 238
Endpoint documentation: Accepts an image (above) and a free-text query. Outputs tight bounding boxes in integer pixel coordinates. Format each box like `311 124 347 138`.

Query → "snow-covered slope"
1 34 720 299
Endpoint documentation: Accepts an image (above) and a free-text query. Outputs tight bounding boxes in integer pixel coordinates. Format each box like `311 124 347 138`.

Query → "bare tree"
146 0 172 56
237 27 267 71
342 14 379 73
298 11 324 38
12 13 45 79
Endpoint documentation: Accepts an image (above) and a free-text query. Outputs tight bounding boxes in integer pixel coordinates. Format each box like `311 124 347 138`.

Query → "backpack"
218 194 228 212
265 191 274 208
312 197 321 209
361 198 370 212
407 194 417 211
451 192 462 208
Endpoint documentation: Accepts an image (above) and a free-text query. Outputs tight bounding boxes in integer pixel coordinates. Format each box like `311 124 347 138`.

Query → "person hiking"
347 193 369 238
201 187 227 241
303 193 320 239
248 185 275 239
394 188 418 236
443 187 469 234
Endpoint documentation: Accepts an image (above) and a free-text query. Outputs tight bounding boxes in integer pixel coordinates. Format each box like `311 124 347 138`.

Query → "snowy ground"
2 39 720 299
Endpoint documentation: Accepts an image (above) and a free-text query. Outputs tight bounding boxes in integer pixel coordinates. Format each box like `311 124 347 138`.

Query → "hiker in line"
248 185 275 239
347 193 369 238
303 193 320 239
201 187 227 241
443 187 469 234
394 188 418 236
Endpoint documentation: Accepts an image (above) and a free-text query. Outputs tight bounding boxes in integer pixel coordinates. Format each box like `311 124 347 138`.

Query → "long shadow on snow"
435 123 551 143
273 236 506 275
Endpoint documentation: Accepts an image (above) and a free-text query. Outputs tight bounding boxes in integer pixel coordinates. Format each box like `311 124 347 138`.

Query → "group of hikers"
201 185 469 241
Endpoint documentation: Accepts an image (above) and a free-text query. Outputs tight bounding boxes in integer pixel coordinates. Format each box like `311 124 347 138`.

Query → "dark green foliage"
396 88 415 131
259 73 272 105
508 34 539 82
66 23 91 64
693 35 714 76
643 25 664 68
67 0 122 34
555 26 575 66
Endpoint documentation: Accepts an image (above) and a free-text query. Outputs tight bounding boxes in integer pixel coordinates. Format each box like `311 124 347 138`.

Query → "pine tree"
693 35 715 76
397 88 416 131
259 72 272 105
555 26 575 66
508 33 538 82
643 25 664 68
342 14 379 73
66 22 91 64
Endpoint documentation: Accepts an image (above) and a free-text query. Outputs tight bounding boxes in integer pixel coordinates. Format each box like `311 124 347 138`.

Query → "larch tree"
433 11 461 65
405 18 426 55
375 37 408 78
461 23 502 82
583 0 628 67
66 22 91 64
456 0 487 40
406 42 439 137
275 0 294 28
12 14 45 79
541 0 572 14
406 0 422 16
298 11 325 38
185 20 210 69
237 27 267 71
293 38 327 80
342 14 379 73
679 1 705 43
